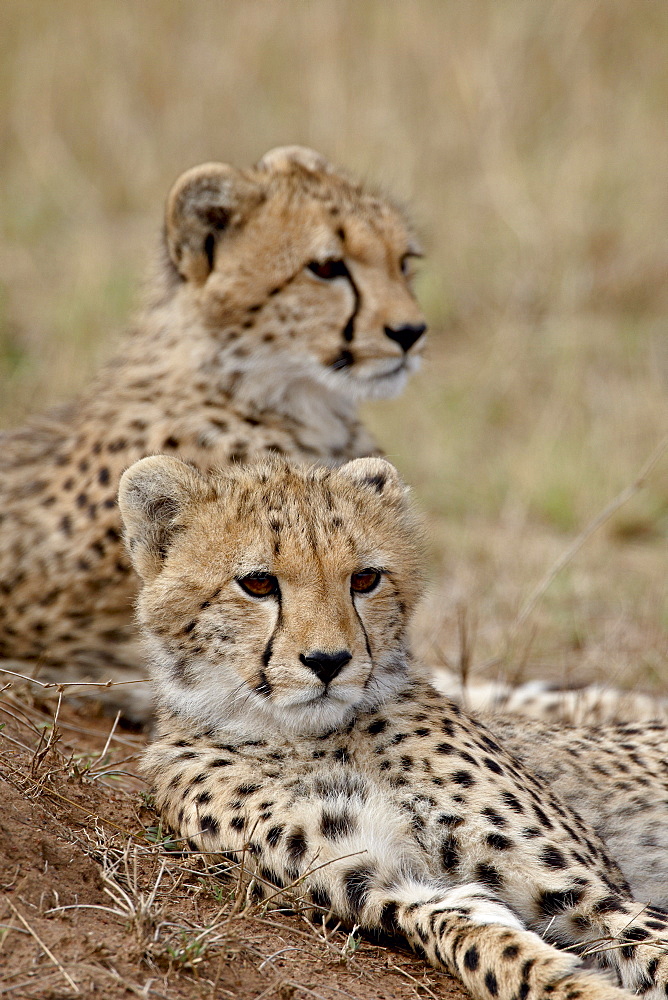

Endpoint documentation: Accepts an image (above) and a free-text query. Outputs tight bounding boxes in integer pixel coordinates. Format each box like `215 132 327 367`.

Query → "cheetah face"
165 147 427 403
118 455 423 738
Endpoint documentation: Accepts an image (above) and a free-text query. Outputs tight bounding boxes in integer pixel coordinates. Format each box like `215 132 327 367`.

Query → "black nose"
299 650 352 684
384 323 426 353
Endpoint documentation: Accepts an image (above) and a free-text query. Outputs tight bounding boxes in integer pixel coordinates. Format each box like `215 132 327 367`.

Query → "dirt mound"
0 677 464 999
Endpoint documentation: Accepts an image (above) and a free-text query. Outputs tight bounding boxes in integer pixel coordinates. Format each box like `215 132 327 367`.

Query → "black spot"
367 717 388 736
259 867 284 889
485 971 499 996
441 836 460 871
537 887 584 916
183 620 196 635
380 901 400 935
343 866 374 915
622 927 650 943
200 814 219 836
236 783 261 796
501 791 524 813
486 833 512 851
229 816 245 831
321 810 356 840
209 758 232 767
98 467 110 486
286 829 308 863
389 732 407 746
540 846 568 869
474 863 503 890
502 944 520 960
60 515 72 536
482 808 507 828
532 804 553 829
310 885 332 911
435 742 455 755
196 791 212 804
464 946 479 971
414 728 430 737
76 492 87 508
266 825 284 848
483 757 503 774
452 770 475 787
437 813 464 827
163 436 179 449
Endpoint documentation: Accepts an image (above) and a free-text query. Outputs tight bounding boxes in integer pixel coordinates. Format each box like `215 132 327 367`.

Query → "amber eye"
238 574 279 598
350 569 381 594
307 259 348 280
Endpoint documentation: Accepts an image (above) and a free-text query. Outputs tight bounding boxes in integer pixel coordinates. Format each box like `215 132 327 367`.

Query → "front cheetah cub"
0 146 425 718
119 455 668 1000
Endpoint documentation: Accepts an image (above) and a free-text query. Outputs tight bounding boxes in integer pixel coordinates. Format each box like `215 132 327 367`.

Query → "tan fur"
0 148 425 718
120 456 668 1000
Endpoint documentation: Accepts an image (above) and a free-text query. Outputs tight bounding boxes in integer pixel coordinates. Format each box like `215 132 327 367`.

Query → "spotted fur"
0 147 425 719
120 455 668 1000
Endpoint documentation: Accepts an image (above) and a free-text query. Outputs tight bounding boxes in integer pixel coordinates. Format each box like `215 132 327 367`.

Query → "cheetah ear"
256 145 334 175
336 457 407 499
165 163 263 285
118 456 212 582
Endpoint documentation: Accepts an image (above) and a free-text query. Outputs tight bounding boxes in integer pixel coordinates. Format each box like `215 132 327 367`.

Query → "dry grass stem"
5 898 79 993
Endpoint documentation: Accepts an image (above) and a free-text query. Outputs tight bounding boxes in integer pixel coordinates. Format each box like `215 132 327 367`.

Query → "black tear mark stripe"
337 261 361 343
259 591 283 682
351 599 373 662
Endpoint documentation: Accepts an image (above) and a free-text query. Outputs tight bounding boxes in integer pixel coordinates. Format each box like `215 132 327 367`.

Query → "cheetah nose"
299 650 352 684
383 323 426 353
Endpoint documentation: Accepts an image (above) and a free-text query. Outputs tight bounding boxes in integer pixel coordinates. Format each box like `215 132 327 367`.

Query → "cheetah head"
118 455 423 737
162 146 426 402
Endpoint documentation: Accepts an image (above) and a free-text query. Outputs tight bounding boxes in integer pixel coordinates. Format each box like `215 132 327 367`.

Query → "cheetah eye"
237 574 279 598
400 253 421 277
307 259 348 281
350 569 381 594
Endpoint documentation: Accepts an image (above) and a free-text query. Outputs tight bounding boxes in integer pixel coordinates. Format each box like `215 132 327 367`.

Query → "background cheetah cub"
119 455 668 1000
0 146 425 719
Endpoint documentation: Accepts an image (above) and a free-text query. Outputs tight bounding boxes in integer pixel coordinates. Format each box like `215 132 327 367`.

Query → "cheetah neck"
87 302 374 462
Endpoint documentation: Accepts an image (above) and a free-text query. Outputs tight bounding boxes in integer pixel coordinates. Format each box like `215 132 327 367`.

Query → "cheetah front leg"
367 879 631 1000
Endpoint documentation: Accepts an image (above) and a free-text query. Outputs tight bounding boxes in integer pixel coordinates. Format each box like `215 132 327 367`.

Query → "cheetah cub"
0 146 425 718
119 455 668 1000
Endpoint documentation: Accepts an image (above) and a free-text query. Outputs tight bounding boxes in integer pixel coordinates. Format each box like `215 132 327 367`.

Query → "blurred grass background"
1 0 666 692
